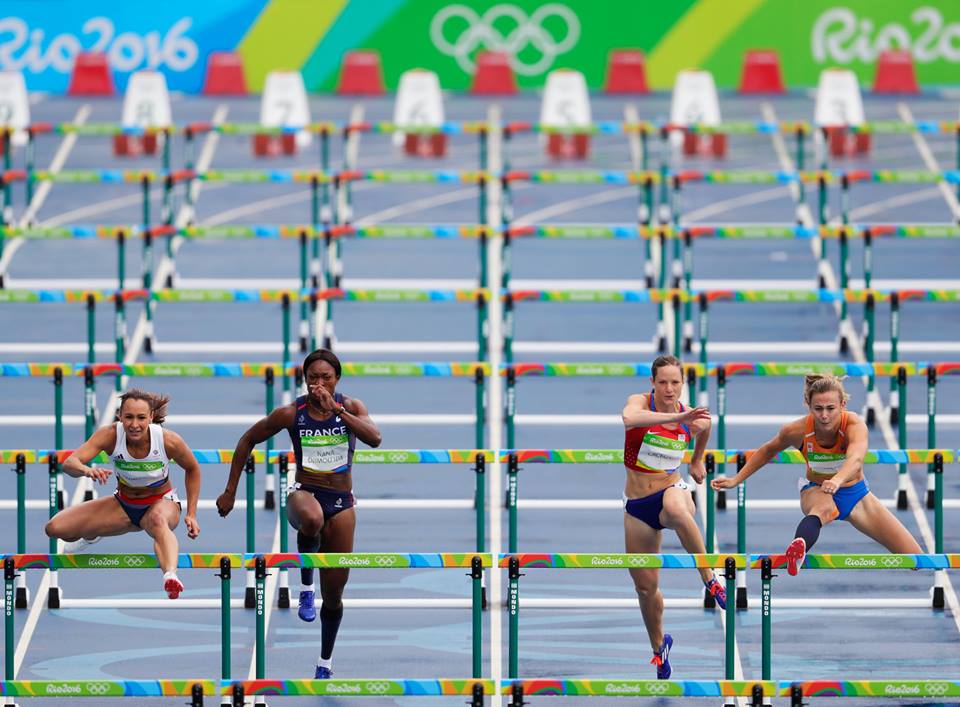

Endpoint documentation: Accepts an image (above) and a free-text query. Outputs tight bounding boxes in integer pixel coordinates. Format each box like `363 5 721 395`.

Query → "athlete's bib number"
635 432 685 472
302 434 349 472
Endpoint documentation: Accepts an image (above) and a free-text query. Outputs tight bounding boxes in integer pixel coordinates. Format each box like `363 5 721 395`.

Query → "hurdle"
751 551 960 681
500 553 741 679
3 552 490 705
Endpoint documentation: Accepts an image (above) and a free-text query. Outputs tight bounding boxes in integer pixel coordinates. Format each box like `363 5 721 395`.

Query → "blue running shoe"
314 665 333 679
651 634 673 679
298 590 316 622
705 576 727 610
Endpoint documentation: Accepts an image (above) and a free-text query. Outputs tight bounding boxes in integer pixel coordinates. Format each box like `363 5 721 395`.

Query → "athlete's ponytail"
803 374 849 406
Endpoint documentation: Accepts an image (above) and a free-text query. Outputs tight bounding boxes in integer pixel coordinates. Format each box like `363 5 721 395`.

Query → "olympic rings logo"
388 452 410 463
87 684 111 695
124 556 146 567
367 682 392 695
881 556 904 568
925 683 948 696
627 555 650 567
430 3 580 76
374 555 398 567
645 683 670 695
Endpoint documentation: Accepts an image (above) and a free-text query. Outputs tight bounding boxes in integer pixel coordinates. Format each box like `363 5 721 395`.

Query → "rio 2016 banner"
0 0 958 92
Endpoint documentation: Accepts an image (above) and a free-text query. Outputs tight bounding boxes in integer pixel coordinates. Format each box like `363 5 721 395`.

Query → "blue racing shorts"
623 479 692 531
798 476 869 521
290 482 355 521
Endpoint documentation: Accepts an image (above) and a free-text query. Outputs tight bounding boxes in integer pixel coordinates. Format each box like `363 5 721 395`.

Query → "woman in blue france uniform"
216 348 382 679
46 389 201 600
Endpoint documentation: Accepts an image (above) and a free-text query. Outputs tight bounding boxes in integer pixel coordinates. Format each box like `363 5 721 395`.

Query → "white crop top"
109 422 170 489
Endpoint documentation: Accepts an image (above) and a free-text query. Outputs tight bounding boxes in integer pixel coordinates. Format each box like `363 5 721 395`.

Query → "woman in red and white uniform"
46 389 201 599
622 355 723 680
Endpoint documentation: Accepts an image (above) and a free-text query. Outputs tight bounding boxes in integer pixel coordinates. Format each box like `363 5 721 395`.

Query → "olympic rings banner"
2 0 960 92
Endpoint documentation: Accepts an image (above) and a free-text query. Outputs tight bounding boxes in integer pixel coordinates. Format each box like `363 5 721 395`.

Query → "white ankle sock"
317 657 332 669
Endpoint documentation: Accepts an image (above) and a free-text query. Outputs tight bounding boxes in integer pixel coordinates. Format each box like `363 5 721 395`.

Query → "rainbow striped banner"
341 362 488 377
501 680 775 697
227 679 495 697
749 554 960 571
503 170 657 185
499 553 746 569
2 449 951 465
345 121 489 135
341 170 488 184
500 680 960 698
0 554 243 570
0 449 495 464
332 224 491 239
0 680 217 698
676 170 801 184
193 170 332 183
250 553 492 569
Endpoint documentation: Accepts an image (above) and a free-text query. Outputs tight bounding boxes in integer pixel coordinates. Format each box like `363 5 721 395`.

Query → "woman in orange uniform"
622 355 725 680
712 374 921 575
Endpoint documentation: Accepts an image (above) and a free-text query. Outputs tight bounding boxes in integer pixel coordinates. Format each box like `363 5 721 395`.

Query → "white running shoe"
62 537 100 554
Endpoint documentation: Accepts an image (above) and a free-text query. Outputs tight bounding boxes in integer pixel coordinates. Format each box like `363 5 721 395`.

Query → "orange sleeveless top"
801 411 848 477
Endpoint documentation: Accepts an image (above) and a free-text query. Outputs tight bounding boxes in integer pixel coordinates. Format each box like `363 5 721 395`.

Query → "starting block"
471 51 517 95
67 52 114 96
114 70 172 157
873 49 919 94
604 49 648 94
738 49 785 93
0 71 30 154
815 68 869 157
336 50 385 95
255 71 311 157
393 69 446 158
670 70 725 157
540 69 591 160
203 51 248 95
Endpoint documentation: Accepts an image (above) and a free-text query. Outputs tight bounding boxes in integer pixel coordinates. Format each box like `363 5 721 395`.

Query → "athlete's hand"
821 478 840 495
184 514 200 539
84 466 112 484
678 407 711 425
215 490 236 517
311 383 336 409
711 475 738 490
688 460 706 484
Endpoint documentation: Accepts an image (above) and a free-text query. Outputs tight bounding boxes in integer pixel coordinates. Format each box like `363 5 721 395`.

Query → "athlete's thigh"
846 493 922 553
661 485 695 522
50 495 136 537
321 508 356 553
799 485 837 522
140 499 181 533
287 489 324 530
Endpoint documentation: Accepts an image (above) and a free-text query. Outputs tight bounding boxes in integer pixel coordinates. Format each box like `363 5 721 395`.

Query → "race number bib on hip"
302 434 349 473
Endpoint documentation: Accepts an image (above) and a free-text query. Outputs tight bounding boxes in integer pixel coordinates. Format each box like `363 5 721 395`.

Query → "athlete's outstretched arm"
216 406 293 517
622 394 710 429
62 426 115 484
711 422 797 490
823 414 868 492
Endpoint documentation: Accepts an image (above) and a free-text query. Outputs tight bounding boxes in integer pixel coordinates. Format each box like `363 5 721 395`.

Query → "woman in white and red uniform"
621 355 723 680
46 389 201 599
712 374 921 575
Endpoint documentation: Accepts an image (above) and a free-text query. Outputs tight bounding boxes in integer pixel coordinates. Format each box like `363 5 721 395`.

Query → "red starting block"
471 51 517 95
68 52 114 96
336 50 385 95
872 50 919 94
738 49 785 93
604 50 648 94
826 127 871 157
682 132 727 158
546 133 590 160
252 133 298 157
203 51 248 95
404 133 448 158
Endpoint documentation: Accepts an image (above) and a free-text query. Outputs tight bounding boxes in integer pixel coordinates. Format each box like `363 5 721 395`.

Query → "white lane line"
7 339 960 355
847 186 941 220
486 102 504 699
0 104 90 280
683 185 789 221
898 102 960 221
766 101 960 635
